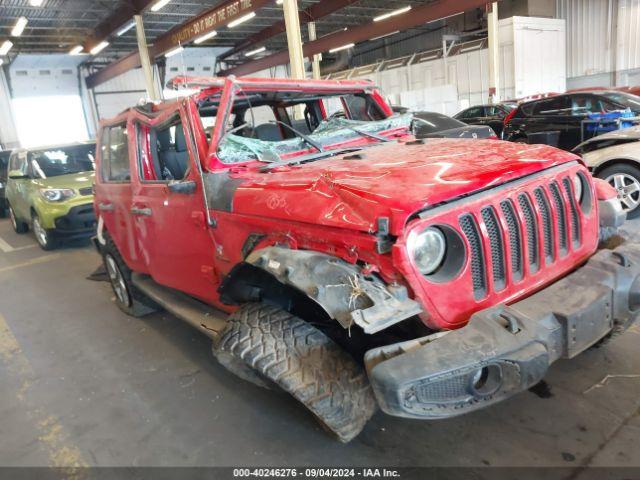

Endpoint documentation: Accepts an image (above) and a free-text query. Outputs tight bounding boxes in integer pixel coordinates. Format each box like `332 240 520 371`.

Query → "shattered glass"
217 114 413 164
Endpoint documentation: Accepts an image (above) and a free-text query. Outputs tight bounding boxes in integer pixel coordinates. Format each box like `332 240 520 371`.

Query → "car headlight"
39 188 76 202
411 227 447 275
572 175 583 203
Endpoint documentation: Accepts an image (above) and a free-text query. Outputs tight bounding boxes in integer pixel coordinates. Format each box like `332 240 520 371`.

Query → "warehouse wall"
0 70 19 149
557 0 640 87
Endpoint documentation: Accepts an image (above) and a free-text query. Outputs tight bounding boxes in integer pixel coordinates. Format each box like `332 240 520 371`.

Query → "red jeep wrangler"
95 76 636 442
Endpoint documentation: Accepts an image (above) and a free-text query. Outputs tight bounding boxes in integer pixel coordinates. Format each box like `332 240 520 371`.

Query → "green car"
6 142 97 250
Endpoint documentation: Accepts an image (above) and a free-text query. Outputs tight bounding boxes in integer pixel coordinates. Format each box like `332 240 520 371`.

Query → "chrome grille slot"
500 200 523 282
563 177 581 248
481 206 506 291
460 214 486 300
534 188 554 264
517 194 539 273
549 182 568 255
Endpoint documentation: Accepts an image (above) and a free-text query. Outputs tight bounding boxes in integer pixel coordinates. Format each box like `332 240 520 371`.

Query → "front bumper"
365 240 640 419
50 204 96 240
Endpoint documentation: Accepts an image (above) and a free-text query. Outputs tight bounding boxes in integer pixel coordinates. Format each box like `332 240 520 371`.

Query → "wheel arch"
592 157 640 176
218 246 422 335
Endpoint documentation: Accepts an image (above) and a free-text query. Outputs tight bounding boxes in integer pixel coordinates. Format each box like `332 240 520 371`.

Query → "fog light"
469 364 503 396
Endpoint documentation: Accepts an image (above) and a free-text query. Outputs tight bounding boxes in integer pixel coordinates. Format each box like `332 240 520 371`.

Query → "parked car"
0 150 10 217
504 91 640 150
412 111 497 139
95 76 636 443
6 142 97 250
574 125 640 218
454 103 517 137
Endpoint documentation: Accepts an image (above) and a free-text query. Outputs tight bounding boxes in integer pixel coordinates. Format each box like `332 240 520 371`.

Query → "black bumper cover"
366 242 640 419
52 204 96 240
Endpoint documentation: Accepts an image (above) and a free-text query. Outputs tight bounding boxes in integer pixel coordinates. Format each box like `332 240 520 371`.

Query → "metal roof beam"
219 0 493 76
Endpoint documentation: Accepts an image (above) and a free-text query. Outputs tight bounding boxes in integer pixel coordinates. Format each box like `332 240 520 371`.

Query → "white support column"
135 15 160 102
0 68 20 149
307 22 322 80
282 0 305 118
487 1 500 103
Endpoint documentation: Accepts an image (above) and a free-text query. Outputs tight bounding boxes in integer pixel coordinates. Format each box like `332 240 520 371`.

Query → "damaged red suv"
94 76 636 442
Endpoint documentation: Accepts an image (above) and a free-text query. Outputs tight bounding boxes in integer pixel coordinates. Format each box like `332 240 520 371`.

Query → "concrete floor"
0 216 639 472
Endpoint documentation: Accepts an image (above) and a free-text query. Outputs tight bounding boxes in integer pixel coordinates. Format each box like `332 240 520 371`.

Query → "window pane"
105 125 130 182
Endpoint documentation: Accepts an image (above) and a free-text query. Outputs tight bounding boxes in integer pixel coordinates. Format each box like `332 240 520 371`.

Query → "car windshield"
218 115 412 164
502 103 518 111
412 112 465 133
600 92 640 111
29 144 95 178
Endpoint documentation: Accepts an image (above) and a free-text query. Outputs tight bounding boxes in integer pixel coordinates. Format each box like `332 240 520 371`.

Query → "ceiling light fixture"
0 40 14 56
276 0 283 4
245 46 266 56
373 6 412 22
228 12 256 28
194 30 217 44
151 0 172 12
12 17 28 37
29 0 43 6
69 45 84 55
90 41 109 55
117 21 136 36
165 45 184 58
329 43 354 53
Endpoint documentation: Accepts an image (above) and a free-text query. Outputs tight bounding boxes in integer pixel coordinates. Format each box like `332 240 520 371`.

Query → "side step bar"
132 273 228 340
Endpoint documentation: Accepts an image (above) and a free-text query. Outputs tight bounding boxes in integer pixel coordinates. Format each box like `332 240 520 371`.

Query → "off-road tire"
8 205 28 234
213 303 377 443
101 233 157 317
598 164 640 219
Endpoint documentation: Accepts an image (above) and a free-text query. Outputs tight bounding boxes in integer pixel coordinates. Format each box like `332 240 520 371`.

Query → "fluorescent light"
373 6 412 22
370 30 399 41
117 21 136 36
69 45 84 55
12 17 28 37
228 12 256 28
90 41 109 55
0 40 14 56
245 46 266 56
29 0 43 5
151 0 171 12
165 45 184 58
276 0 283 3
194 30 217 44
329 43 354 53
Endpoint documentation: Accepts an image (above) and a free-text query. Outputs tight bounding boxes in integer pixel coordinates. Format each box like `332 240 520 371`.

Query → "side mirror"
8 170 28 180
168 180 196 195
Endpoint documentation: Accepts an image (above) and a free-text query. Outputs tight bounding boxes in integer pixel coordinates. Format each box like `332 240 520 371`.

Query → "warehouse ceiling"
0 0 436 63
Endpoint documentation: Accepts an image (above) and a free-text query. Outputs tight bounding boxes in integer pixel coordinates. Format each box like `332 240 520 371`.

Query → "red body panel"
95 76 602 332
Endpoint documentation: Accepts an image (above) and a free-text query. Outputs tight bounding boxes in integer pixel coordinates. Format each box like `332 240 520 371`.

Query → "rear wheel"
598 164 640 219
32 213 57 251
101 234 157 317
213 303 377 443
9 205 28 234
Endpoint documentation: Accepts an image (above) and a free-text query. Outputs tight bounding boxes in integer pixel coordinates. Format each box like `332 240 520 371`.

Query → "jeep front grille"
459 176 584 301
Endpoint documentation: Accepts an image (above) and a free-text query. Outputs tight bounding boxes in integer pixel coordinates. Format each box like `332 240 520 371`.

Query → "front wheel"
213 303 377 443
598 164 640 219
32 213 57 251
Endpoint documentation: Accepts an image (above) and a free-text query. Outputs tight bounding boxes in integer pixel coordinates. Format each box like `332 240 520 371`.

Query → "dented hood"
230 139 579 235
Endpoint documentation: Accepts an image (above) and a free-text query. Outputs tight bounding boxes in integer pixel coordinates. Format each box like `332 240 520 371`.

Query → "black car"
454 103 517 137
503 91 640 151
0 150 10 217
412 111 497 139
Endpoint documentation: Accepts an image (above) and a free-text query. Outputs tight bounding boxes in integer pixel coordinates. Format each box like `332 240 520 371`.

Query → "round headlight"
572 175 583 203
412 227 446 275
